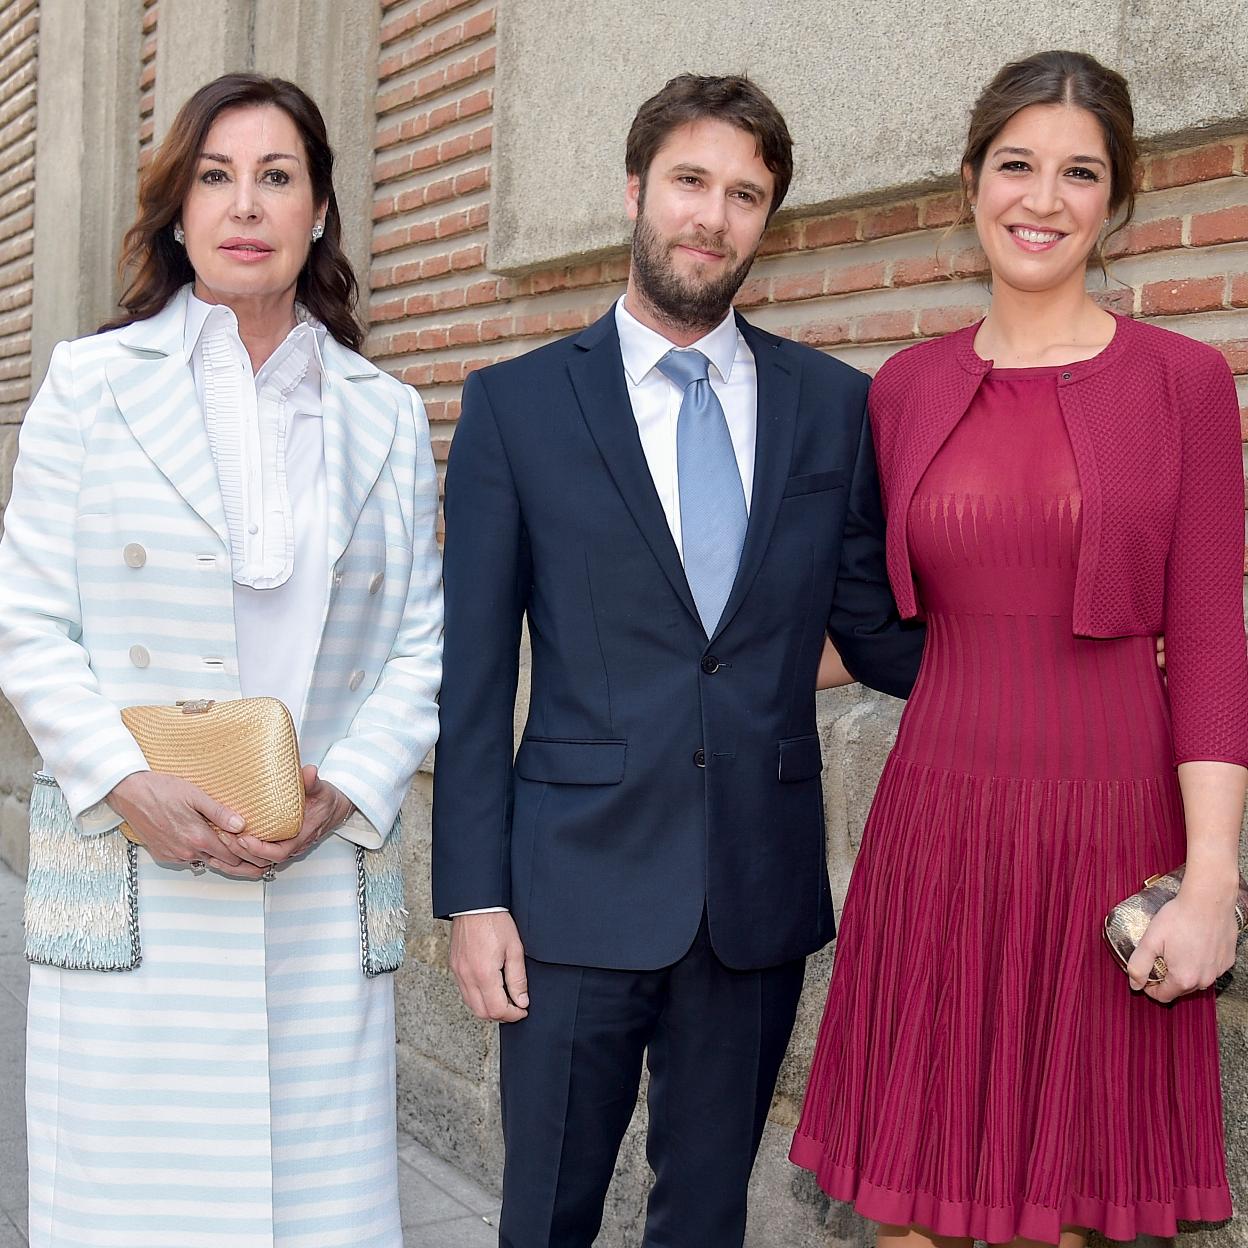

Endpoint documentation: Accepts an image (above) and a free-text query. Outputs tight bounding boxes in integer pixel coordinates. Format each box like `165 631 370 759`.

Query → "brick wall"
138 0 157 169
0 0 36 425
364 2 1248 566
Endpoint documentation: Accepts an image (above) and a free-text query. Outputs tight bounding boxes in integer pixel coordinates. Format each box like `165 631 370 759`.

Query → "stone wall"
0 1 1245 1244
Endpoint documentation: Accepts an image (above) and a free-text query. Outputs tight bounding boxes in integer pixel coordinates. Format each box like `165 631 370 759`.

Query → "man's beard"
630 205 758 336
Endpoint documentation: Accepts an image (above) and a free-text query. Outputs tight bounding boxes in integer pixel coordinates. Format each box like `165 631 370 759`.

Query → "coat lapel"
106 290 228 546
319 337 400 567
567 312 701 629
707 316 799 644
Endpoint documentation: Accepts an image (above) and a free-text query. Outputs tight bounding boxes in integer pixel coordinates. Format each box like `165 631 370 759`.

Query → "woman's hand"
108 771 271 878
1127 882 1239 1003
231 765 354 873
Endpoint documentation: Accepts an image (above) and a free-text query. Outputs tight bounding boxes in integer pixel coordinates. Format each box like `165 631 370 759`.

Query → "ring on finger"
1148 955 1168 985
261 865 277 883
189 859 207 875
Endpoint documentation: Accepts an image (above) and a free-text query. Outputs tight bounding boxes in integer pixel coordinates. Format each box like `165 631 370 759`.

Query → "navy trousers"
497 917 806 1247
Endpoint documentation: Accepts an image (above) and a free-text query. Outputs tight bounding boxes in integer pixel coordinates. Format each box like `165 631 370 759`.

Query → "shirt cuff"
450 907 509 917
76 798 125 838
333 809 384 851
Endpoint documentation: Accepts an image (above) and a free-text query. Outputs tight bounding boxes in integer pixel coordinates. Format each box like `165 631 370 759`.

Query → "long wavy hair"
101 73 365 350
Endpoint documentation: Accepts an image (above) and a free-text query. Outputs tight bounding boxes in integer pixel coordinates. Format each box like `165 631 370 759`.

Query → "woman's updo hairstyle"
959 50 1138 270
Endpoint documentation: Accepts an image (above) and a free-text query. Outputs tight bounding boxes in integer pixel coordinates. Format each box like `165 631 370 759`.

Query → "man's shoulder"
471 321 606 396
736 316 869 394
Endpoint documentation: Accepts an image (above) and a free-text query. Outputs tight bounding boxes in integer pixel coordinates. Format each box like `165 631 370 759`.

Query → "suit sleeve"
431 370 531 917
1162 354 1248 767
0 340 151 826
826 382 926 699
317 385 444 844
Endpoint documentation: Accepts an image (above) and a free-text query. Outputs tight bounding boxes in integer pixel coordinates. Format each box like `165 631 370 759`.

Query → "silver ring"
261 865 277 883
189 860 207 875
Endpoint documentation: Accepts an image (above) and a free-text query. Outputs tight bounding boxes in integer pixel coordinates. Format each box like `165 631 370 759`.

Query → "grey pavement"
0 861 497 1247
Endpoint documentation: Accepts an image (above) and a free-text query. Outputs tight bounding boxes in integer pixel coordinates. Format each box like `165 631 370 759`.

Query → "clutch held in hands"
1104 866 1248 985
117 696 305 844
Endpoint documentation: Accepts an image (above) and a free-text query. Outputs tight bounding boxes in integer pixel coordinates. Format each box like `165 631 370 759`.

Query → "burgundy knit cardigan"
868 313 1248 768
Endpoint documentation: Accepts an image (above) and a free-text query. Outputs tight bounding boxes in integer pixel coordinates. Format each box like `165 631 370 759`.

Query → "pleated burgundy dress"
790 365 1233 1243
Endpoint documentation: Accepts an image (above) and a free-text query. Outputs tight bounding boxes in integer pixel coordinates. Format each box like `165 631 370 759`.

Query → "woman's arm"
816 636 857 689
1127 352 1248 1002
1128 761 1247 1001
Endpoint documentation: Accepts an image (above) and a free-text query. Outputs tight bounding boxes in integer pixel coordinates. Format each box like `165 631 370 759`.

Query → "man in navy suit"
433 74 924 1247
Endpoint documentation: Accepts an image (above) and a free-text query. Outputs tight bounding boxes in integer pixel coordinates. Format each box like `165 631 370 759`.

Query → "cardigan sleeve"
1163 352 1248 767
0 340 151 822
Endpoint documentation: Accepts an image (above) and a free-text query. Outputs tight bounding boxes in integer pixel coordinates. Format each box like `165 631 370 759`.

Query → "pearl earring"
311 222 324 242
173 224 185 244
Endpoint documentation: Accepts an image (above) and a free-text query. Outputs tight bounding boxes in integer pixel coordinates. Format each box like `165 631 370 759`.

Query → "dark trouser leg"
497 956 666 1248
641 921 806 1248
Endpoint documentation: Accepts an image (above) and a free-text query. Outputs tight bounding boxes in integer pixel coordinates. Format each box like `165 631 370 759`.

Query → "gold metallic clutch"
118 697 304 844
1104 865 1248 984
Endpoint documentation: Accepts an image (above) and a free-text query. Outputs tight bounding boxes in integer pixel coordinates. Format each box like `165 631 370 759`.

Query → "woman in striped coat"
0 75 442 1247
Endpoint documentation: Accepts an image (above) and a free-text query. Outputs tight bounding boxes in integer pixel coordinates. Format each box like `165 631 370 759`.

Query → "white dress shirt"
614 295 757 548
185 292 329 731
456 297 759 917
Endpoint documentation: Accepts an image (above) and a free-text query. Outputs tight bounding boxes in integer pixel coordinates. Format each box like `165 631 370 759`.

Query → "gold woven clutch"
1104 865 1248 984
118 697 304 844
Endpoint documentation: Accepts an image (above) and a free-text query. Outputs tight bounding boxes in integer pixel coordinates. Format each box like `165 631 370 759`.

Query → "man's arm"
432 370 533 1022
825 390 925 699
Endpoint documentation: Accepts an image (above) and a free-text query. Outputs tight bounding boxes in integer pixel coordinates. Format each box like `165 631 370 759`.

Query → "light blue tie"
656 348 748 635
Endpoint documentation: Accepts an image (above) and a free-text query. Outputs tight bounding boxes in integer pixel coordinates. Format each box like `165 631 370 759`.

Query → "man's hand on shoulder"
450 911 530 1023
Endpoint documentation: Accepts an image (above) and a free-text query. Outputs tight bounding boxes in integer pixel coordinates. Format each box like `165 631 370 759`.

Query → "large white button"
123 543 146 569
129 644 150 669
368 571 384 595
247 523 259 535
348 669 365 691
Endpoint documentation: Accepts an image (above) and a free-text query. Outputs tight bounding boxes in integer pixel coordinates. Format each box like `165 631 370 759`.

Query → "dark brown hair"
626 74 794 220
101 73 364 349
959 50 1138 269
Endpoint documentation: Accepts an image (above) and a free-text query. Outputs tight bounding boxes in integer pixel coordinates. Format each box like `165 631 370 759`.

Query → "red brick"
919 193 963 229
466 279 500 305
417 328 449 350
1139 276 1225 316
463 8 496 39
469 124 494 154
460 89 492 119
851 311 916 343
1240 405 1248 441
733 278 770 308
454 167 490 195
421 254 452 279
1190 205 1248 247
826 261 888 294
1230 274 1248 308
438 134 472 163
758 222 802 257
803 214 859 249
448 323 480 346
1144 144 1236 191
772 272 825 302
431 437 453 462
372 226 408 255
795 318 850 348
430 101 459 131
947 246 989 279
889 256 946 288
450 244 484 270
437 287 467 310
425 177 455 206
436 210 470 239
408 219 438 244
432 360 462 384
1105 216 1183 258
552 308 589 332
862 202 920 240
917 306 983 337
530 269 569 294
567 262 605 289
1214 340 1248 375
603 258 631 282
516 312 552 337
370 297 404 323
478 316 512 341
1090 287 1134 315
404 362 435 387
404 293 437 316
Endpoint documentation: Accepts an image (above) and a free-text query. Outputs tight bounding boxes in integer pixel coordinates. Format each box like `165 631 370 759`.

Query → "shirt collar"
614 295 740 387
182 284 328 378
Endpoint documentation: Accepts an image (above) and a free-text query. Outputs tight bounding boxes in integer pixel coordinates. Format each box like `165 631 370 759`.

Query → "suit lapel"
319 337 400 567
568 313 702 629
707 315 799 644
106 291 228 546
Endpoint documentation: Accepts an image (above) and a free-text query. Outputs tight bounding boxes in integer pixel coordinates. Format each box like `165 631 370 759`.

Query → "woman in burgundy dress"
791 50 1248 1248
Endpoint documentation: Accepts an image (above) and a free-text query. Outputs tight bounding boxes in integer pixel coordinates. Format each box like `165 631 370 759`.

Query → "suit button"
123 543 146 569
348 669 365 691
128 644 150 669
700 656 719 674
332 567 344 589
368 571 384 595
693 749 706 768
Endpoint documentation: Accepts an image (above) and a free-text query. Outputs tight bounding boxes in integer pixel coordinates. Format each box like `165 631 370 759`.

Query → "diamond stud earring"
173 224 185 244
311 222 324 242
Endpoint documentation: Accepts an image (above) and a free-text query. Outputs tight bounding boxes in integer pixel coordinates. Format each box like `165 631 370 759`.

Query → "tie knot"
656 348 710 390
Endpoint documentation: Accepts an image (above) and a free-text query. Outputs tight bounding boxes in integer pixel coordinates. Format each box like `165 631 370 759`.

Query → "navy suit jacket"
432 309 924 971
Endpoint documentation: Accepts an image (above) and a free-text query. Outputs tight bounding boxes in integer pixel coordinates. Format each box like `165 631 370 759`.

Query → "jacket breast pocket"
514 737 627 785
778 734 823 782
782 470 846 498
